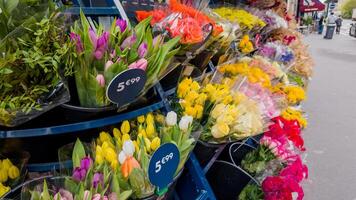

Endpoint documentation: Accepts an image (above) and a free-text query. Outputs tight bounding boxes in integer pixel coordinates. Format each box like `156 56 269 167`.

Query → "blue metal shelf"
0 101 164 138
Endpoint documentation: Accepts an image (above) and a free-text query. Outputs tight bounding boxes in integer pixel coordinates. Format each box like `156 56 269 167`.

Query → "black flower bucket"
206 160 258 200
229 142 257 166
193 140 229 167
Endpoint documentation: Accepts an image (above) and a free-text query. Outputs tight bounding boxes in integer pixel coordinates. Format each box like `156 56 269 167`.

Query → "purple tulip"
70 32 84 53
53 189 74 200
92 173 104 188
80 156 92 171
89 29 109 60
138 42 148 58
96 74 105 87
121 34 137 49
72 167 87 182
128 58 148 71
153 34 163 46
116 19 127 32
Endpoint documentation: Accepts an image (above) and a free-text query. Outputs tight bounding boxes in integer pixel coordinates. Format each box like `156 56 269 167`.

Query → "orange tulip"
121 156 141 178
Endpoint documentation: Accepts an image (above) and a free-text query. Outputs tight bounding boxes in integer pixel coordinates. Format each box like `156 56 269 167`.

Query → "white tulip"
118 151 127 164
165 111 177 126
179 115 193 131
123 140 135 156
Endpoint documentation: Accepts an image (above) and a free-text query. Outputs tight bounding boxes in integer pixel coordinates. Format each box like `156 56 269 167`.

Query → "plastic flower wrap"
67 13 180 107
239 35 254 54
281 107 307 128
0 12 71 127
213 7 266 33
271 84 306 105
201 87 265 143
258 42 294 64
242 55 288 82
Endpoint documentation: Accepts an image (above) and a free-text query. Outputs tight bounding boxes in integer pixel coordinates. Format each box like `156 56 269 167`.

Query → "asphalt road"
303 27 356 199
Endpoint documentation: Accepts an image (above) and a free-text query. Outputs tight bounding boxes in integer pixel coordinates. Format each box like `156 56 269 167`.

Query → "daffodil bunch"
0 158 20 197
160 111 198 173
213 7 266 31
239 35 254 54
281 107 307 128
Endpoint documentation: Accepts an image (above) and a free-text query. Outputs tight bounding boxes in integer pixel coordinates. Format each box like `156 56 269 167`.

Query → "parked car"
350 23 356 37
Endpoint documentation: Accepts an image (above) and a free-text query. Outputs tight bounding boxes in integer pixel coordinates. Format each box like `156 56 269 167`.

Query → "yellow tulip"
133 141 140 153
139 128 147 138
0 182 10 197
8 166 19 179
211 122 230 139
146 113 155 125
1 159 12 171
154 114 165 124
211 104 226 119
99 131 111 144
121 120 130 134
150 137 161 152
0 168 8 183
104 148 117 163
113 128 121 140
144 138 151 153
146 123 155 139
122 133 131 143
137 115 145 123
95 146 104 164
111 160 118 170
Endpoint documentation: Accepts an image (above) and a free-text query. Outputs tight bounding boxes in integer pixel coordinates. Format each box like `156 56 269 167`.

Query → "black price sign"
106 69 146 106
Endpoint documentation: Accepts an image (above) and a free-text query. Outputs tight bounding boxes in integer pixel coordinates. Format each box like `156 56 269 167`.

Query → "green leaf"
41 180 51 200
118 190 132 200
1 0 19 14
0 67 12 74
72 138 86 168
129 168 146 197
111 173 121 196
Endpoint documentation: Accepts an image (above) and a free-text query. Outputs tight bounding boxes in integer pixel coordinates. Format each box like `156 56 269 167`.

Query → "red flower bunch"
136 9 167 26
262 156 307 200
136 0 223 44
265 116 305 151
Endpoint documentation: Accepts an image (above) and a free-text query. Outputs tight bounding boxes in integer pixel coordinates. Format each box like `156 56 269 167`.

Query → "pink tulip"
116 19 127 32
108 193 118 200
96 74 105 87
105 60 114 71
138 42 148 58
128 58 148 71
121 34 137 49
92 194 101 200
83 190 91 200
53 189 74 200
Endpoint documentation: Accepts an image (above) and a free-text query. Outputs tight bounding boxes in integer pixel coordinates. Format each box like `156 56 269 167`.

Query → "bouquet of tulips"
67 12 180 107
29 111 199 199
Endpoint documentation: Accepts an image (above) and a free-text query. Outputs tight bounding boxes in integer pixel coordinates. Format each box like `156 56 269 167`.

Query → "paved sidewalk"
303 33 356 199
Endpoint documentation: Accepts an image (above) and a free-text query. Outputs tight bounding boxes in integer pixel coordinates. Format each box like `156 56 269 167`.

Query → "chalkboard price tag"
106 69 146 106
148 143 180 189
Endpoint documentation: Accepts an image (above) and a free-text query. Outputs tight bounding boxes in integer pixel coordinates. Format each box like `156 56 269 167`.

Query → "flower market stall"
0 0 313 199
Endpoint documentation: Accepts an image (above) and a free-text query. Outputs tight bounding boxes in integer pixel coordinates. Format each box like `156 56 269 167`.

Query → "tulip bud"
146 123 155 139
166 111 177 126
123 140 135 156
138 42 148 58
128 58 148 71
118 151 127 164
83 190 91 200
211 123 230 139
137 115 145 123
116 19 127 32
96 74 105 87
121 34 137 49
105 60 114 71
150 137 161 151
146 113 154 125
121 120 130 134
179 115 193 131
153 34 163 46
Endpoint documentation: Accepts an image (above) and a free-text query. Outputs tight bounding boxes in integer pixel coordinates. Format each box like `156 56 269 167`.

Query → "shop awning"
300 0 326 12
